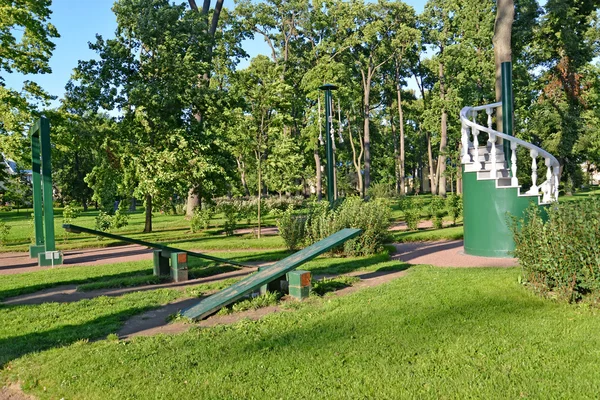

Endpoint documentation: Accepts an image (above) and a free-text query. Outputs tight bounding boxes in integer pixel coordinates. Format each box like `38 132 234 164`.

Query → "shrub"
301 197 391 256
94 211 112 240
111 201 129 229
218 201 239 236
0 221 11 245
429 195 446 229
446 194 463 225
511 198 600 302
403 198 421 231
367 181 393 200
190 205 214 233
275 205 306 251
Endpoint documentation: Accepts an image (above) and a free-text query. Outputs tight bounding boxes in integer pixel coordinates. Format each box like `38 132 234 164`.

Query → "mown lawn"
3 265 600 399
0 207 282 252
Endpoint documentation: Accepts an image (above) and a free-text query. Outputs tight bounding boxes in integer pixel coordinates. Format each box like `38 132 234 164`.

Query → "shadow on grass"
0 306 154 367
306 252 391 275
0 269 154 302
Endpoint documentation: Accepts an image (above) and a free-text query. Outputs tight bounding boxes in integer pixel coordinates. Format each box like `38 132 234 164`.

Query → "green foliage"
511 198 600 302
190 205 214 233
275 206 305 251
111 201 129 229
429 195 446 229
367 181 394 200
445 194 463 225
403 198 421 231
94 211 112 239
217 201 240 236
311 276 360 296
0 220 11 245
218 291 281 315
62 205 79 225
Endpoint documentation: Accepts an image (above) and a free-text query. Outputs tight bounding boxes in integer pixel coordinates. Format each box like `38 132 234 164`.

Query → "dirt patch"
0 383 35 400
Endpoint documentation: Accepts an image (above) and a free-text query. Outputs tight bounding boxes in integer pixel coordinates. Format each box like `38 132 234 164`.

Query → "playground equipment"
459 64 559 257
182 228 362 320
63 224 251 282
29 117 63 267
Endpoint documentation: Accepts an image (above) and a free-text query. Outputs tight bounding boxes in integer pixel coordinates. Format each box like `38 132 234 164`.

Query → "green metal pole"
39 117 56 251
319 83 338 208
501 61 513 168
30 120 44 253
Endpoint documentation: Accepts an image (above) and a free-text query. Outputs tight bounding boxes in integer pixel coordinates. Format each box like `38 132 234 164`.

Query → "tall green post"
29 117 62 266
319 83 338 207
501 62 514 166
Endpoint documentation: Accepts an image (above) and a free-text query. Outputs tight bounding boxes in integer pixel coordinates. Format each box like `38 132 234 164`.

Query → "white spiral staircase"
460 102 560 204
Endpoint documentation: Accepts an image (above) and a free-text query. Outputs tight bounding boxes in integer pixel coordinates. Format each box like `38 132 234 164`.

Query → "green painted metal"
39 118 56 251
289 286 310 299
319 83 338 207
153 250 170 276
182 228 362 320
462 168 546 257
62 224 251 268
29 117 60 264
170 252 188 282
30 123 44 249
501 62 513 167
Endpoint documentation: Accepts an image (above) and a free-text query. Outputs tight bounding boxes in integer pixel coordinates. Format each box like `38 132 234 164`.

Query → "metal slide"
62 224 250 268
181 228 362 320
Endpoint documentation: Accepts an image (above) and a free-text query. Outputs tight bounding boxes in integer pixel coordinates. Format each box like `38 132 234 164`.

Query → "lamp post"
319 83 338 207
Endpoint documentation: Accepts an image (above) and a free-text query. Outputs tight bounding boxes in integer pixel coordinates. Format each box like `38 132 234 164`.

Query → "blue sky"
4 0 428 108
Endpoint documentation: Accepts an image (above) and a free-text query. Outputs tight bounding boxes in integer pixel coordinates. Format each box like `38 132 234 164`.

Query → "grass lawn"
3 265 600 398
0 207 282 252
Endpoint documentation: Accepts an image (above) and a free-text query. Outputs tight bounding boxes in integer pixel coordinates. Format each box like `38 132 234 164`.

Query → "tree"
0 0 59 159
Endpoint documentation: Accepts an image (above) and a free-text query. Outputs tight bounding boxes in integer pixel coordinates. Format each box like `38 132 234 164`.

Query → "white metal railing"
460 102 559 203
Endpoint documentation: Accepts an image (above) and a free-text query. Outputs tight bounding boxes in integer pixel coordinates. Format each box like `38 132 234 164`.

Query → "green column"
501 62 513 167
29 120 45 258
39 117 56 251
319 83 338 208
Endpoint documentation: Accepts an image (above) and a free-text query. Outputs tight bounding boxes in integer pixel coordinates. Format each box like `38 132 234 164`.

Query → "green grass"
0 207 282 252
5 266 600 398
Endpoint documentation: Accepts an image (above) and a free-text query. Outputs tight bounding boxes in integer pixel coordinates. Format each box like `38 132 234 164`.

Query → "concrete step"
477 169 510 179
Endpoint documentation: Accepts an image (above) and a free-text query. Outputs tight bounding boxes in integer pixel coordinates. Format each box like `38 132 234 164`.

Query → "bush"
0 221 11 245
367 181 393 200
403 198 421 231
190 205 214 233
301 197 391 256
275 205 305 251
94 211 112 240
217 201 239 236
429 195 446 229
446 194 463 225
111 201 129 229
511 198 600 302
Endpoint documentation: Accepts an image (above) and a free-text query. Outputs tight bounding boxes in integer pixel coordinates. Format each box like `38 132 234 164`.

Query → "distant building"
1 155 32 190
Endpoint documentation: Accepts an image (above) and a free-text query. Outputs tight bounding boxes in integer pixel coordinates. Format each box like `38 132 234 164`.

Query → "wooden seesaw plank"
181 228 362 320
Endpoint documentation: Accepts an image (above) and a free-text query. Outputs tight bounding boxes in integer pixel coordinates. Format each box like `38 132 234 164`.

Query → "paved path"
392 240 518 267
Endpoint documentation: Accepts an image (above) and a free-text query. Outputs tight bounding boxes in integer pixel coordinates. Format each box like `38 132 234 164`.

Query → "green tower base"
37 251 63 267
462 169 546 258
29 244 46 259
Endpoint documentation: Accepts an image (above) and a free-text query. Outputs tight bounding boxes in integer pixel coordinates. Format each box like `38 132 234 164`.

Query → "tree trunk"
348 116 364 197
144 194 152 233
257 156 262 238
391 113 400 194
493 0 514 132
237 157 250 196
395 60 406 196
363 75 372 193
438 60 448 197
314 147 322 201
186 187 200 217
427 132 437 195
